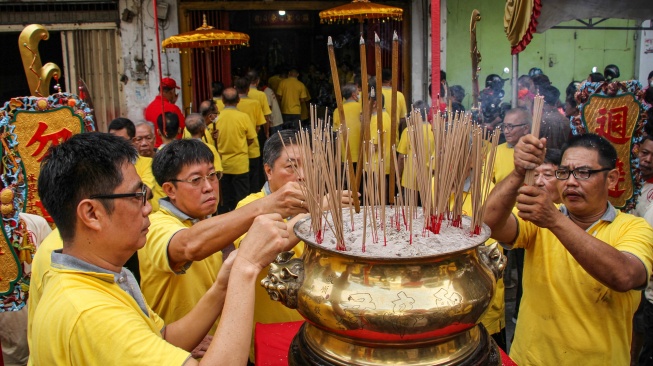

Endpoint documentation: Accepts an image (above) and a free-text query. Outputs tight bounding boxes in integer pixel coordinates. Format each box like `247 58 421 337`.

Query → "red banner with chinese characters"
574 80 650 211
13 108 83 222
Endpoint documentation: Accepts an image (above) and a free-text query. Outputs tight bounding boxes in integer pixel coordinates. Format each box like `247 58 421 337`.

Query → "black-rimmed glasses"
90 184 149 206
554 167 612 180
170 171 220 187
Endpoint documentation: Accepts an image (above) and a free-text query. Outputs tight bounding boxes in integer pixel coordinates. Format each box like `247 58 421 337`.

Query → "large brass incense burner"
262 216 506 365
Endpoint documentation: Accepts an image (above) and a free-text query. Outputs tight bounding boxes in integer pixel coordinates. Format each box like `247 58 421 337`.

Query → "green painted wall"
445 0 638 110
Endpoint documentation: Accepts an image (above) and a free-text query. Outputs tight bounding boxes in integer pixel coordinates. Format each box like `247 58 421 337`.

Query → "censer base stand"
288 323 501 366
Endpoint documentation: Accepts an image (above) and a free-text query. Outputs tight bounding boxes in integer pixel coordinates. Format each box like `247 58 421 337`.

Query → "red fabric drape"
187 11 232 107
364 20 403 91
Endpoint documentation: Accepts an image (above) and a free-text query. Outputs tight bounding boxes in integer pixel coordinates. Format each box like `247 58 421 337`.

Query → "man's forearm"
165 282 226 352
549 216 647 291
483 169 523 243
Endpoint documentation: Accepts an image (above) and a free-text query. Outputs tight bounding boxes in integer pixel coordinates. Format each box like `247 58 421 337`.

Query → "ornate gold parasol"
162 15 249 102
162 15 249 50
319 0 403 24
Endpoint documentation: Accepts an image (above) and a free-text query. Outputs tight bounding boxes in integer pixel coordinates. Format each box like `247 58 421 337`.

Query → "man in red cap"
144 77 186 147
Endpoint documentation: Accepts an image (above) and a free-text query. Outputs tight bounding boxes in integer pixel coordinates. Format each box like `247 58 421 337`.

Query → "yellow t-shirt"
203 141 223 172
332 100 362 163
135 156 165 212
221 97 265 159
369 111 392 174
138 203 223 333
26 228 63 365
268 75 282 93
381 86 407 125
277 77 309 115
234 190 305 362
216 107 257 175
183 127 216 148
248 87 272 116
31 261 190 365
397 123 435 190
492 143 514 184
509 206 653 365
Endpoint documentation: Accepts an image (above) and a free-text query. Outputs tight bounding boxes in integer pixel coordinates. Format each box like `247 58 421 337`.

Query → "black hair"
541 85 561 106
531 74 551 90
262 130 298 169
561 134 617 169
544 148 562 166
449 85 465 103
108 117 136 139
212 81 224 98
382 69 392 83
234 77 250 94
413 100 428 120
246 70 259 84
157 112 179 140
589 73 605 82
152 139 214 186
565 80 580 100
38 132 138 242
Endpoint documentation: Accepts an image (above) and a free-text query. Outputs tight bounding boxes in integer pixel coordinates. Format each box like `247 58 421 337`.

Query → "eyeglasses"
170 171 220 187
554 167 612 180
133 135 154 143
90 184 149 207
501 123 527 132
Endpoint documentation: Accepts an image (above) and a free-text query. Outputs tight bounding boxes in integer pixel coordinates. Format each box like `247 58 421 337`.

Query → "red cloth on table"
255 321 516 366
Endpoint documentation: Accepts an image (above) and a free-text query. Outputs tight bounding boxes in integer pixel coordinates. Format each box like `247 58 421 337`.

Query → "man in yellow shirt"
332 84 362 169
141 138 307 338
217 88 257 213
277 68 309 129
484 133 653 365
492 107 532 185
183 99 218 147
185 113 223 175
235 77 267 194
32 132 296 365
397 101 435 191
381 69 408 133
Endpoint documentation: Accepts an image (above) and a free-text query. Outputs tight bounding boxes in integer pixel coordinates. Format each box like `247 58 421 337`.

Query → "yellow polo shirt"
509 205 653 365
492 143 514 184
234 189 305 361
26 228 63 366
220 97 265 159
381 86 407 125
216 107 257 175
183 127 216 148
203 141 223 172
138 201 223 333
277 77 309 115
370 111 392 174
31 252 190 365
332 100 362 163
397 123 435 190
135 156 165 212
249 87 272 116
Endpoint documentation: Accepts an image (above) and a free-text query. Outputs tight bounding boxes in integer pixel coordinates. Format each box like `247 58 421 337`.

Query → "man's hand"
215 249 238 290
263 182 308 217
237 214 291 272
190 335 212 358
516 185 561 228
514 135 546 177
322 190 359 210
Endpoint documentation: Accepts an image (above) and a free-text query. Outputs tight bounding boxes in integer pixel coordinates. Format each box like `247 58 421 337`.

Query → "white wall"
636 20 653 87
119 0 182 123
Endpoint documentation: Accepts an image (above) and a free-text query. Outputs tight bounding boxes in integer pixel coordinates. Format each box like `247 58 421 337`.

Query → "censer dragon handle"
477 243 507 280
19 24 62 97
261 251 305 309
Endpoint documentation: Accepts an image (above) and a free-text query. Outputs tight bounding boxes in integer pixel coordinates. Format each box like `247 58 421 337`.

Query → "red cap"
161 77 180 90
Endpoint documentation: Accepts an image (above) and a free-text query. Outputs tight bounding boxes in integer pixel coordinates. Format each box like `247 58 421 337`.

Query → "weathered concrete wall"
118 0 182 123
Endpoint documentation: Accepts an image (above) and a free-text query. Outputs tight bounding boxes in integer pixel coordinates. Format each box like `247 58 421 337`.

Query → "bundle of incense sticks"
524 95 544 185
469 127 501 234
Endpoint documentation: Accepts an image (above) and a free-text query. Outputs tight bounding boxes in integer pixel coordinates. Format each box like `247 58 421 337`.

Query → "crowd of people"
2 62 653 366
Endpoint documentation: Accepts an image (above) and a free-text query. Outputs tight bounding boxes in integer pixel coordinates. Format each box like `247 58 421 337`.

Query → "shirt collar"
159 198 203 224
559 201 617 227
50 250 149 316
263 181 272 196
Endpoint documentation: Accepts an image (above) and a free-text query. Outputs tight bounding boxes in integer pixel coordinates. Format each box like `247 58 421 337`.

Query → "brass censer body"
262 215 506 365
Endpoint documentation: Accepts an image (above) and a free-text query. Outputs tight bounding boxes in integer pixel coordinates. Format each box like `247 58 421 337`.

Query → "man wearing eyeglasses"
31 133 296 365
139 138 307 342
484 133 653 365
492 107 532 184
144 77 186 148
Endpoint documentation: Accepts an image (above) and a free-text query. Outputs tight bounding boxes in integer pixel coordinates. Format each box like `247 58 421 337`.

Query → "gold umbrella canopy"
319 0 403 24
162 15 249 50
